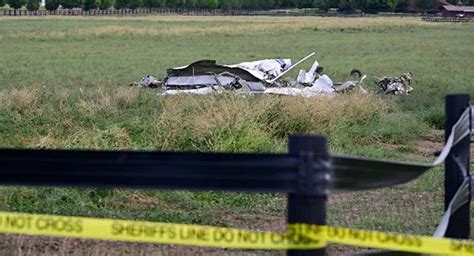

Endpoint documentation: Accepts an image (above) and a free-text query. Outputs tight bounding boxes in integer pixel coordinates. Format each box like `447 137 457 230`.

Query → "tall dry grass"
1 15 428 25
7 16 437 40
265 93 385 135
154 92 386 151
0 86 142 149
0 87 40 113
75 87 139 117
0 85 385 151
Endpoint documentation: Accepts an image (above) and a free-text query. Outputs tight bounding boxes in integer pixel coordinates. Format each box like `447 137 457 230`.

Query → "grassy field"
0 16 473 255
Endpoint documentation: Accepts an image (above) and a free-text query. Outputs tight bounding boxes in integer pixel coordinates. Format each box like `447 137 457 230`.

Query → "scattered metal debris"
163 60 265 92
160 53 319 96
128 54 415 97
229 58 292 82
333 75 368 94
129 75 162 88
264 60 337 97
375 72 413 95
266 52 315 84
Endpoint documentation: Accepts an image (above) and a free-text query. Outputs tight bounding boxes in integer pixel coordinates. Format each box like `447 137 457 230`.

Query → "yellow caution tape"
0 212 323 250
0 211 474 255
304 224 474 255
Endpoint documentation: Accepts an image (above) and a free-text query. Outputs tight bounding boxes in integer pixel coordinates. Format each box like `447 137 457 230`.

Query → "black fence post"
445 94 471 239
287 135 329 256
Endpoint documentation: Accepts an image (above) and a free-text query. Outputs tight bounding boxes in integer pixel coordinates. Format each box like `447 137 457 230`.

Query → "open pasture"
0 16 473 255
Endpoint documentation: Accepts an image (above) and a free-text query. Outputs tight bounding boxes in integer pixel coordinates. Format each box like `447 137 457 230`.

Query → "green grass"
0 16 473 254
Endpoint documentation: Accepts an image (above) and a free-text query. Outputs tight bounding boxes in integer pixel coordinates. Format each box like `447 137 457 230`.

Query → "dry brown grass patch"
7 16 437 39
115 87 139 109
1 15 427 26
0 84 385 151
0 87 39 112
264 93 386 135
75 87 138 116
155 92 384 150
35 132 58 148
64 126 132 149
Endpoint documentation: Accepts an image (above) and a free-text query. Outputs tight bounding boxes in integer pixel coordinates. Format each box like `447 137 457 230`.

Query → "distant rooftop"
439 3 474 12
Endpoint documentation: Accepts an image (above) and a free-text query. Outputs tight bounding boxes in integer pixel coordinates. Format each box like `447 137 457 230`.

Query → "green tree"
260 0 275 8
229 0 240 8
128 0 142 8
26 0 39 9
218 0 230 8
312 0 330 11
166 0 176 6
337 0 359 11
367 0 384 12
7 0 26 9
296 0 312 8
386 0 397 10
338 0 350 9
240 0 253 8
98 0 113 9
354 0 367 10
195 0 204 7
205 0 217 8
0 0 5 7
415 0 435 9
143 0 160 7
83 0 96 9
45 0 60 9
114 0 127 8
328 0 339 8
60 0 83 8
279 0 297 7
395 0 406 11
184 0 196 8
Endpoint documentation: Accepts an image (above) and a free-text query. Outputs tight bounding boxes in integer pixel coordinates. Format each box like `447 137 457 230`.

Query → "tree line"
2 0 474 13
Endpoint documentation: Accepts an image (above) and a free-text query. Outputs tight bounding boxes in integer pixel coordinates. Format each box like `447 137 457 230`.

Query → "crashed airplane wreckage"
161 52 356 97
134 52 411 97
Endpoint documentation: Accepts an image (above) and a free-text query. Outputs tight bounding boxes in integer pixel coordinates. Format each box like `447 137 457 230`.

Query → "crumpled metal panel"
165 75 236 87
167 60 261 82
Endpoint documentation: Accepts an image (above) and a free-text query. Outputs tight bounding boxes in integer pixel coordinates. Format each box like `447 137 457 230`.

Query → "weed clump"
154 93 386 152
0 85 431 157
0 87 40 113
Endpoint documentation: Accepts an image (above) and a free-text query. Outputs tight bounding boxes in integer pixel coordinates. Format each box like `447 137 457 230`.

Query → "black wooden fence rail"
444 94 471 238
0 94 471 255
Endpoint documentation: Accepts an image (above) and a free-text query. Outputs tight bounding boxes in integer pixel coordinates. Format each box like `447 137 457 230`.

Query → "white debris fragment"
297 61 320 85
311 74 334 93
139 75 161 88
333 75 368 94
264 74 335 97
161 86 223 95
229 59 292 81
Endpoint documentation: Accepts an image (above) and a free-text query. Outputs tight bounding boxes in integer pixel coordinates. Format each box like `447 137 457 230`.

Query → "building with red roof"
439 1 474 17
